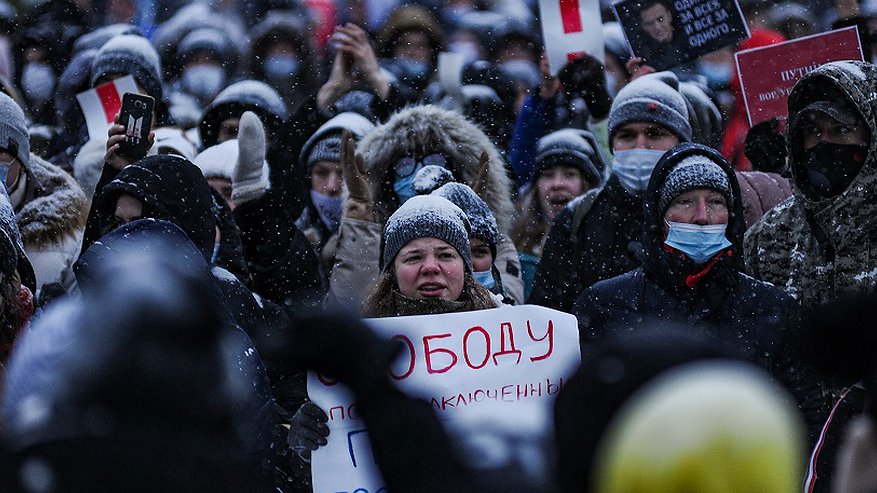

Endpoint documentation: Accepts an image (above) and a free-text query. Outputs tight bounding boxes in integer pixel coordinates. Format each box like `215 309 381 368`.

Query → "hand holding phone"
117 93 154 161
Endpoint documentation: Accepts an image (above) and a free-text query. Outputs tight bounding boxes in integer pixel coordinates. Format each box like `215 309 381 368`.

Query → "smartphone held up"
117 92 154 161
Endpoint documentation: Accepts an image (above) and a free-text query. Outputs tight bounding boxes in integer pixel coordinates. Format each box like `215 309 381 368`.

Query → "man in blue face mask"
530 71 691 311
570 143 814 431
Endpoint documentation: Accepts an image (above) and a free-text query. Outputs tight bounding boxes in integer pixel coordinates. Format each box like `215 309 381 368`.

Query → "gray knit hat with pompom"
659 155 732 213
608 71 692 145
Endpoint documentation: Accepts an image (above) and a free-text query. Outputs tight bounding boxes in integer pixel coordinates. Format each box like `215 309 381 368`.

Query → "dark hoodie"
86 155 216 261
571 144 815 421
745 61 877 306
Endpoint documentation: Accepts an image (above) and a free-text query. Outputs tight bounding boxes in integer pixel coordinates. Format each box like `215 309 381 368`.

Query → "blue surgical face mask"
473 269 495 290
22 62 56 106
310 189 343 232
264 55 300 80
393 162 424 204
612 149 665 195
664 220 732 264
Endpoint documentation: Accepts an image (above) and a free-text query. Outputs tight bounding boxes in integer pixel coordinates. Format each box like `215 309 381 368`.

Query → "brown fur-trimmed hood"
17 154 87 248
356 105 514 232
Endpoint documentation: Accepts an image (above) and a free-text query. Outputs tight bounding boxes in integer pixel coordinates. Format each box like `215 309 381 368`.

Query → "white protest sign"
76 75 139 141
540 0 604 76
308 304 581 493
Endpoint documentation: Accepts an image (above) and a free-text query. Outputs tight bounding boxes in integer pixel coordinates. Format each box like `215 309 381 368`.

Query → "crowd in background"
0 0 874 491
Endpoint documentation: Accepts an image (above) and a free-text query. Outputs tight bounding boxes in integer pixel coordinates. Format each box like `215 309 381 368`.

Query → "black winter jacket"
572 143 820 425
529 175 643 311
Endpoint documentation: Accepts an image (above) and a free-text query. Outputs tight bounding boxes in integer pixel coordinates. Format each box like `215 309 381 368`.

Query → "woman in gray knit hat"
363 194 498 317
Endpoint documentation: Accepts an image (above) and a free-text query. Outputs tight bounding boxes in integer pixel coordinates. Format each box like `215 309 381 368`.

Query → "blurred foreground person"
2 220 273 491
593 362 804 493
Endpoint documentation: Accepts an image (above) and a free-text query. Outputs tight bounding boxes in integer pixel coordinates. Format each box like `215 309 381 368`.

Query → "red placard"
736 26 864 127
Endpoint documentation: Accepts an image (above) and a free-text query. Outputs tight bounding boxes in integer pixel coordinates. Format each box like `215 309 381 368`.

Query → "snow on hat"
154 127 197 161
90 34 163 101
659 155 732 213
608 71 692 146
533 128 606 187
194 139 237 180
412 165 455 195
299 112 376 172
595 362 803 493
382 195 472 272
431 182 499 255
0 92 29 168
178 28 231 65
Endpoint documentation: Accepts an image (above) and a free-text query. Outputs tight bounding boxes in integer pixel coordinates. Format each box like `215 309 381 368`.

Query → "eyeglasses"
394 153 448 178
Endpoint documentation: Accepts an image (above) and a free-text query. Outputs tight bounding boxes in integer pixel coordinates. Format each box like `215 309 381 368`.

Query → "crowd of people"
0 0 873 491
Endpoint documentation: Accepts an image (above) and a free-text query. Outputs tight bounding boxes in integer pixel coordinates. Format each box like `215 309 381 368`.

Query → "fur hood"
18 154 88 248
357 105 514 232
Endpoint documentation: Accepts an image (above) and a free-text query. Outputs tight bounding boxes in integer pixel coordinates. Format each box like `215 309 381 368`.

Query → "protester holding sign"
364 194 498 317
530 71 690 311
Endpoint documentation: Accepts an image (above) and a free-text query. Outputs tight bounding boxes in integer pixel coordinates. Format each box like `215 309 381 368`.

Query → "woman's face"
394 237 465 301
535 165 586 218
311 160 343 198
470 237 493 272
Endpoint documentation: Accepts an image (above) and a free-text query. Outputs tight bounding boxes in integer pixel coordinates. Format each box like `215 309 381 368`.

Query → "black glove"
287 401 330 455
744 117 788 174
559 54 612 119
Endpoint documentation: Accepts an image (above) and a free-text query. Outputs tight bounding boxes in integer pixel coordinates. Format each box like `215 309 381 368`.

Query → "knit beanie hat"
431 182 499 255
299 112 375 172
533 128 606 187
90 34 163 101
305 134 341 170
659 155 732 213
382 195 472 272
0 92 30 168
608 71 692 145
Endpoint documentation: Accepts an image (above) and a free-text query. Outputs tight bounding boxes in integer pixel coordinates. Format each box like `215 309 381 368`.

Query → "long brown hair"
363 265 498 318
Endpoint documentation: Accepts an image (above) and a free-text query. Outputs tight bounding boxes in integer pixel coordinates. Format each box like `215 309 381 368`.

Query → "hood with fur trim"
356 105 514 232
17 154 88 249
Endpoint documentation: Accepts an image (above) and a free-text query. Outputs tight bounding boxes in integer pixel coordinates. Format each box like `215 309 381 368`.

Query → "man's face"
798 111 868 150
641 3 674 44
612 122 680 151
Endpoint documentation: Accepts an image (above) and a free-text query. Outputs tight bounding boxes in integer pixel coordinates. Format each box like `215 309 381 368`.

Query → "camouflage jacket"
745 61 877 306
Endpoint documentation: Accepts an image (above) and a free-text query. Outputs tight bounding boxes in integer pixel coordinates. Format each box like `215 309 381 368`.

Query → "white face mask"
22 62 56 106
612 149 666 195
182 65 226 101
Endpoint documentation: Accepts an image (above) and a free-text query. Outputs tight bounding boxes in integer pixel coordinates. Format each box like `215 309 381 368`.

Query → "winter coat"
16 154 87 294
571 143 816 428
744 61 877 307
528 175 643 311
735 170 792 229
248 12 320 115
326 105 522 308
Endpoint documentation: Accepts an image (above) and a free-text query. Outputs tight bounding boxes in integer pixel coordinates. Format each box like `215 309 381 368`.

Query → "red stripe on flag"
560 0 583 34
95 82 122 124
567 51 587 62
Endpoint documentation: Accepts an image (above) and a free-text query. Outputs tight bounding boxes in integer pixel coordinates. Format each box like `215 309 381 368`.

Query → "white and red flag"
539 0 604 75
75 75 139 141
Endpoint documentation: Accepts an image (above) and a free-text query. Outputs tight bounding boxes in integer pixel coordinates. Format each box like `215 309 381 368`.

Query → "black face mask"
798 141 868 199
